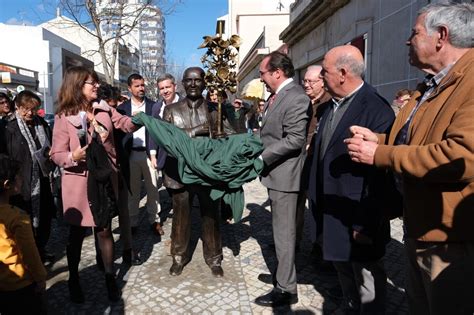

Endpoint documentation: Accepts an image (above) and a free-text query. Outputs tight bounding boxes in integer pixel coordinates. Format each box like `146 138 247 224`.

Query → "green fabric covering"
132 112 264 222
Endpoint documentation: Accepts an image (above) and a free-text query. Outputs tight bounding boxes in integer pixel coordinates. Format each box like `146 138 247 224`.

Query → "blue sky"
0 0 228 69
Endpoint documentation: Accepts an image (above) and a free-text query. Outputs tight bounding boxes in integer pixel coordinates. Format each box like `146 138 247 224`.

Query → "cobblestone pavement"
45 179 408 314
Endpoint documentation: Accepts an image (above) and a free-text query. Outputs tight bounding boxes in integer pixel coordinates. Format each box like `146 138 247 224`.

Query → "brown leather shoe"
151 222 165 236
210 265 224 278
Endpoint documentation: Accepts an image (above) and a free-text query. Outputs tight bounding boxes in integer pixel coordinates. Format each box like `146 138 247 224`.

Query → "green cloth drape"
132 112 264 221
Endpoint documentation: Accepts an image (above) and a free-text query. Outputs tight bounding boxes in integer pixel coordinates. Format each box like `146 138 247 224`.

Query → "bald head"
326 45 365 78
321 45 365 98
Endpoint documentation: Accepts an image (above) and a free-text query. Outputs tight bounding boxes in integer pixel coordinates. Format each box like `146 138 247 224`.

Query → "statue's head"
182 67 205 100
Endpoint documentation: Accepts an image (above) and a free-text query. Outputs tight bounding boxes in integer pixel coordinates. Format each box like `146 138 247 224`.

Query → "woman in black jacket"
5 90 55 262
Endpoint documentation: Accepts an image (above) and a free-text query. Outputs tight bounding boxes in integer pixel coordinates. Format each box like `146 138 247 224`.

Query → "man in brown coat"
345 3 474 314
296 65 331 259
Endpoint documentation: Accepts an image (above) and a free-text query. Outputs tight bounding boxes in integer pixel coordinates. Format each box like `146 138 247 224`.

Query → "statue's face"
182 68 205 99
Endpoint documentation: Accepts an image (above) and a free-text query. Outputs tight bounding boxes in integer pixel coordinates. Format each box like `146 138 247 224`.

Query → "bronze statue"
162 67 223 277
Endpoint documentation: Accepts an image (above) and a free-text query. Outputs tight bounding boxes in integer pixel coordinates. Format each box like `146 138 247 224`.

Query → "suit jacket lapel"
262 82 295 128
145 98 154 115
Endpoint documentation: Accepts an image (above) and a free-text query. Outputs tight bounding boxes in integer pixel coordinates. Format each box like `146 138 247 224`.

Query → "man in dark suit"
308 45 394 314
149 73 183 171
254 51 310 307
117 73 163 236
162 67 223 278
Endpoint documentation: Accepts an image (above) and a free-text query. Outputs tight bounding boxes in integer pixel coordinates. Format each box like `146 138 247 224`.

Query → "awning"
241 78 265 101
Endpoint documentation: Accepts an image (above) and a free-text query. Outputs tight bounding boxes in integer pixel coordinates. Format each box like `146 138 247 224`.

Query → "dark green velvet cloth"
132 112 264 221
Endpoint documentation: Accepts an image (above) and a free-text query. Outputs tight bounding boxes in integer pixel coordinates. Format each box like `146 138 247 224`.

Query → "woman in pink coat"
51 66 137 303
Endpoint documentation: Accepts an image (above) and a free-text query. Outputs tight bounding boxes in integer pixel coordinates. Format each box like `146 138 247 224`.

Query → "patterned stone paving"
44 179 407 314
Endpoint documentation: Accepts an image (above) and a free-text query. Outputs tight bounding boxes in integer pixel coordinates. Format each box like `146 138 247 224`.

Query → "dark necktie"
190 104 201 127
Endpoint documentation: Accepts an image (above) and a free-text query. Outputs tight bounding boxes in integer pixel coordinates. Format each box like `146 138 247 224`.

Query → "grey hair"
335 54 365 77
157 73 176 84
419 3 474 48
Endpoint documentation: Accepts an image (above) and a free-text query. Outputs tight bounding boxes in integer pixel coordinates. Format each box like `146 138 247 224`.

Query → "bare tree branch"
50 0 182 85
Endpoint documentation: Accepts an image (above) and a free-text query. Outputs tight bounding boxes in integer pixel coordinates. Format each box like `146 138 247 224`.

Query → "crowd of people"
0 2 473 314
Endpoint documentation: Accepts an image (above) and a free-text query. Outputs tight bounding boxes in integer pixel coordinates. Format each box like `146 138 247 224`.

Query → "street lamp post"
40 72 53 113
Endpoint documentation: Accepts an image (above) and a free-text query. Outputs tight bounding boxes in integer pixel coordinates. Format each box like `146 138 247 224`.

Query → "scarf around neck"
15 111 48 228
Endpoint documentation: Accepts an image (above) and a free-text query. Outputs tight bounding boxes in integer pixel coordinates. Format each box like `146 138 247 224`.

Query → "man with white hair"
308 45 394 314
297 65 330 260
346 3 474 314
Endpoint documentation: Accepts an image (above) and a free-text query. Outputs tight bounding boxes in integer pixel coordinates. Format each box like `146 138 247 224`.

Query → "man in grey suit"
254 51 310 307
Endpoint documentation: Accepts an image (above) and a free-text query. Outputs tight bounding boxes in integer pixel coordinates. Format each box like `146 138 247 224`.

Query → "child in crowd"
0 154 47 314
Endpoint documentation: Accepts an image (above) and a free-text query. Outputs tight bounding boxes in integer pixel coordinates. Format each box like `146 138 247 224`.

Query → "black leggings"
67 223 115 277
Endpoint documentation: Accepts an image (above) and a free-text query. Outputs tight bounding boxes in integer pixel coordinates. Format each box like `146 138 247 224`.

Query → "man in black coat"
117 74 162 236
308 45 394 314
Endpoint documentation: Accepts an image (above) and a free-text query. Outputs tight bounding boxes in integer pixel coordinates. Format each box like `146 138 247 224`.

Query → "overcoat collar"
314 82 369 157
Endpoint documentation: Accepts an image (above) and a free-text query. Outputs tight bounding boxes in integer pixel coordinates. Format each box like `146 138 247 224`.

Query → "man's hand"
344 136 377 165
352 230 373 245
349 125 379 143
150 155 157 169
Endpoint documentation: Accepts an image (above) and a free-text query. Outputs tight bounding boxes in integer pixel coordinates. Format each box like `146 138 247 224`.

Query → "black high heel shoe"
105 273 121 302
68 277 85 304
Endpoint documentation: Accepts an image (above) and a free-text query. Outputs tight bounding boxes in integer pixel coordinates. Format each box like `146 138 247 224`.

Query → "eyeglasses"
0 100 9 105
259 70 273 76
84 81 100 86
301 79 321 85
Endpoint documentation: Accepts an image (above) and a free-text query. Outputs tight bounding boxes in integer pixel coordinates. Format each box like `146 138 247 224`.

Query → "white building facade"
97 0 166 90
0 23 91 113
42 12 139 90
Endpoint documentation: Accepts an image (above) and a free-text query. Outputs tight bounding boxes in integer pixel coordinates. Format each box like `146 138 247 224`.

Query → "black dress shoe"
122 249 143 266
254 288 298 307
257 273 276 285
68 278 85 304
210 265 224 278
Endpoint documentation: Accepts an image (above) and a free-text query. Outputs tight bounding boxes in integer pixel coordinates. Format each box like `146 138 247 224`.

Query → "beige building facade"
226 0 294 90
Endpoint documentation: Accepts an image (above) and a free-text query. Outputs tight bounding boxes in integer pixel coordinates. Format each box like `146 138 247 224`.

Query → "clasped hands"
344 125 379 165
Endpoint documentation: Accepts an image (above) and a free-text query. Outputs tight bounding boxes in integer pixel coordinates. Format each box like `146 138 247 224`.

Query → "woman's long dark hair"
56 66 99 116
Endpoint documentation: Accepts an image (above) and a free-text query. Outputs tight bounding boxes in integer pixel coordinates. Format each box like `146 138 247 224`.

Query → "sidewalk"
45 179 407 314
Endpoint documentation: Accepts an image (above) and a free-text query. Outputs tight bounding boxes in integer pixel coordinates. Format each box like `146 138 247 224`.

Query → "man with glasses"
255 51 310 307
297 65 331 264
